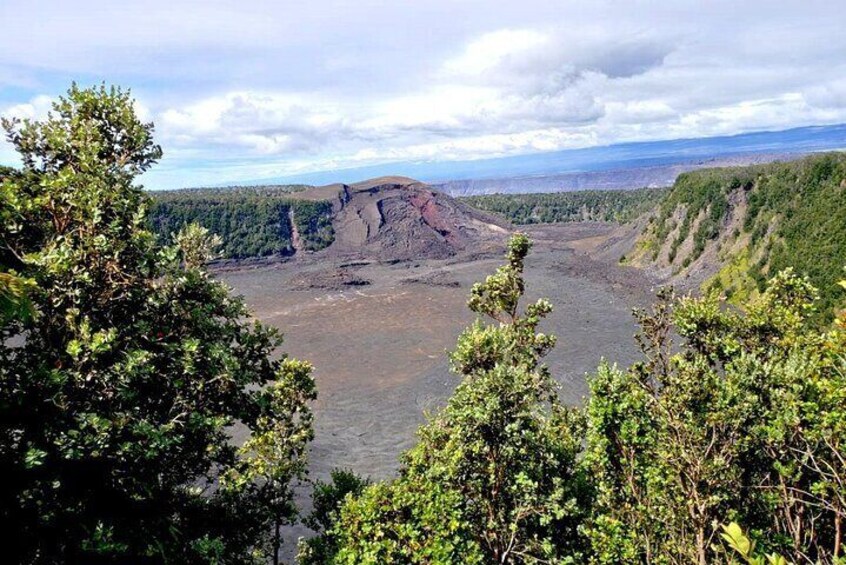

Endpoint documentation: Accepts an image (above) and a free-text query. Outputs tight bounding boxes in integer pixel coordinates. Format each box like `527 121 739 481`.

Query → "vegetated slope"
460 187 668 225
148 178 510 262
148 186 335 259
627 152 846 322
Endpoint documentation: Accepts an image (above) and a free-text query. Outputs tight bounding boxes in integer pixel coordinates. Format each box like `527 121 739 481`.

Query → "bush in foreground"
330 236 845 564
0 85 315 563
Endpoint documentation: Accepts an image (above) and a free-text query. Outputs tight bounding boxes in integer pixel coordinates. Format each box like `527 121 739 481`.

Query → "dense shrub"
0 85 316 563
330 237 846 564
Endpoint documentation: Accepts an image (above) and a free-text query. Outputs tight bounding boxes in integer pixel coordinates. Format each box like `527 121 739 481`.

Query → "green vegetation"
149 186 335 259
705 248 759 304
291 200 335 251
0 85 315 563
3 83 845 565
329 240 846 564
332 235 588 563
461 186 668 224
298 469 371 564
721 523 791 565
583 272 845 564
644 153 846 321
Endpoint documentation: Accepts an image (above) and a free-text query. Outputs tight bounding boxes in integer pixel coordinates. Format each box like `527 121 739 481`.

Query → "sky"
1 0 846 189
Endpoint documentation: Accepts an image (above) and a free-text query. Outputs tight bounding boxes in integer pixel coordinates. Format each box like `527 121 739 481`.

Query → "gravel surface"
217 222 660 559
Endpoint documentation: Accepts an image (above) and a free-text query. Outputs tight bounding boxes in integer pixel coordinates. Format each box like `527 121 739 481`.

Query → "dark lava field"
217 222 659 555
219 223 657 485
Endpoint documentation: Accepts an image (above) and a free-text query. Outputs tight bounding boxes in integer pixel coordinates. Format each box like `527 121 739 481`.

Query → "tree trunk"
696 527 707 565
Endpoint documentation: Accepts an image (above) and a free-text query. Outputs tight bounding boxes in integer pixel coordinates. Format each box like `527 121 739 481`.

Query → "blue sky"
2 0 846 189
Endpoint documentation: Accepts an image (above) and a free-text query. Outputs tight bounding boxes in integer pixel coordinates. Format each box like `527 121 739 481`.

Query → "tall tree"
333 234 590 564
0 84 315 563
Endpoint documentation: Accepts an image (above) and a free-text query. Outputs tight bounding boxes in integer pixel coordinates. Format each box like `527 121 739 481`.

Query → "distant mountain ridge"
222 124 846 192
434 152 819 196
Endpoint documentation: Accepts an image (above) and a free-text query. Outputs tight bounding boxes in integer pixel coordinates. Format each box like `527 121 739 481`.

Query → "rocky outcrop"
296 177 511 261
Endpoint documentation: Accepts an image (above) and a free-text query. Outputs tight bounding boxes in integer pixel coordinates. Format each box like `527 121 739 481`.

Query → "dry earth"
217 222 660 558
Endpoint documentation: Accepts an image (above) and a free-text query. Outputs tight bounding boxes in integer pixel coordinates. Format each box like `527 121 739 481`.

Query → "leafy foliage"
0 84 315 563
297 469 370 565
332 234 590 564
583 270 846 564
327 241 845 564
0 272 35 324
461 187 668 225
0 166 35 323
721 522 791 565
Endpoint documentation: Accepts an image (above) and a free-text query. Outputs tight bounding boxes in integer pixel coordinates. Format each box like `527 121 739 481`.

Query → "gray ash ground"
217 222 660 558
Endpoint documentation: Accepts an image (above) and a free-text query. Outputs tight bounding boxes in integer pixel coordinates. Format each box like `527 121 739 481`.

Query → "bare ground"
217 222 660 557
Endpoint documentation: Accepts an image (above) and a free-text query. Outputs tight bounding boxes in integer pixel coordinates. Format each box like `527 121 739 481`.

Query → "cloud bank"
1 0 845 188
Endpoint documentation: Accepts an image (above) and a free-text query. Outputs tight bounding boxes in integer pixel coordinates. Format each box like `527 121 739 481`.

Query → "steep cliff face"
624 152 846 321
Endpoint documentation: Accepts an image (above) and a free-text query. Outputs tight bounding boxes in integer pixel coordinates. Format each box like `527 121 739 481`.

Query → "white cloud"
1 0 846 187
442 29 550 77
1 95 54 122
804 79 846 111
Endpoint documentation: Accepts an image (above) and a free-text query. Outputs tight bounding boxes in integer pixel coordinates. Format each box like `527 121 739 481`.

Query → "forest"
149 187 335 258
149 186 663 261
460 186 668 224
641 153 846 321
2 86 845 564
